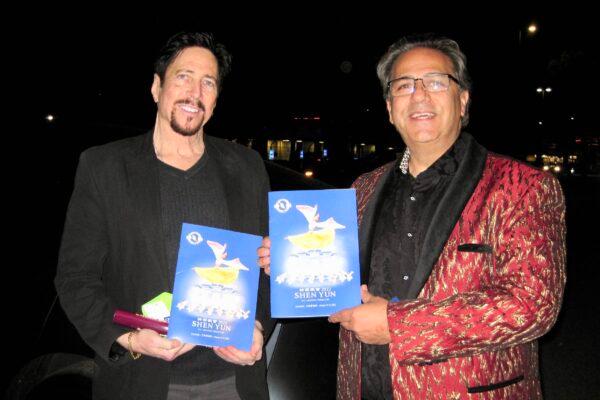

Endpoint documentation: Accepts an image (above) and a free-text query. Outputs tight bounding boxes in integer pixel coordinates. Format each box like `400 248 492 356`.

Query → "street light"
536 86 552 99
518 22 538 45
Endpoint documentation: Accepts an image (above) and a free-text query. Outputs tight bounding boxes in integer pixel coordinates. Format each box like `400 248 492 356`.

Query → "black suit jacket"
55 131 272 400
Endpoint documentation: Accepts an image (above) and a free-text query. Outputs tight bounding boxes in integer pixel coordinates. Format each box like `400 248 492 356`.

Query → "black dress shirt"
361 135 467 400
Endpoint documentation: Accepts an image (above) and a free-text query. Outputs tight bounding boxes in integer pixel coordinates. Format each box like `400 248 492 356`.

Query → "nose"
411 79 429 102
185 80 204 100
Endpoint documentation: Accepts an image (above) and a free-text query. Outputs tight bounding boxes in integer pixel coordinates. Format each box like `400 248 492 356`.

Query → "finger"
257 247 270 258
262 236 271 249
361 285 372 303
214 346 255 365
213 347 237 363
329 309 351 323
174 343 195 358
258 261 270 275
340 320 353 331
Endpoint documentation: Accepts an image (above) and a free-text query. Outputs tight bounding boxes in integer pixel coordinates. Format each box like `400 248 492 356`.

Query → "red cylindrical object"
113 309 168 335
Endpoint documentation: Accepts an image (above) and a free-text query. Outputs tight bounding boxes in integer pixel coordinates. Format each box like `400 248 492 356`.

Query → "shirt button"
410 196 416 201
407 232 413 238
403 275 409 280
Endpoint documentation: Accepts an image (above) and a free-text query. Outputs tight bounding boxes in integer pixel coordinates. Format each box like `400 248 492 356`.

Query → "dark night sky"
24 5 597 159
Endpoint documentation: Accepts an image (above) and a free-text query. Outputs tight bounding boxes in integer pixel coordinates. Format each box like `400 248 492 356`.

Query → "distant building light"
570 116 575 120
570 168 575 174
526 154 537 162
543 165 550 171
296 140 303 143
360 143 366 146
528 24 537 33
313 116 320 120
538 121 543 125
323 149 328 157
299 150 304 159
282 139 290 142
304 170 314 178
45 114 55 122
318 141 324 144
545 87 552 93
553 166 561 173
388 147 394 150
536 87 543 93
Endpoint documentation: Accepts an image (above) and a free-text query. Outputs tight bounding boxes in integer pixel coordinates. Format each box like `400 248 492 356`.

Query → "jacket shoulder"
352 161 394 190
486 152 557 183
80 133 147 164
483 152 563 202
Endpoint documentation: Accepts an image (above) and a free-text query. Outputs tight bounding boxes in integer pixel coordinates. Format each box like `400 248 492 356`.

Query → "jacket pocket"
417 358 448 366
457 243 493 253
467 375 524 394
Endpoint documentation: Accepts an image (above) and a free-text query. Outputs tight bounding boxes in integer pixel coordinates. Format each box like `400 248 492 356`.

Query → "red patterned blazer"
337 133 566 399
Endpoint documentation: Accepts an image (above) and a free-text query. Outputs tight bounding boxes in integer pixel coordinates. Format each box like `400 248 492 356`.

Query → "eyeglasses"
387 73 460 97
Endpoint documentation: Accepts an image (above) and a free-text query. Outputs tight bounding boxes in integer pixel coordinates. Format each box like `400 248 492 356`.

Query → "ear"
386 98 394 124
151 74 161 103
459 90 469 117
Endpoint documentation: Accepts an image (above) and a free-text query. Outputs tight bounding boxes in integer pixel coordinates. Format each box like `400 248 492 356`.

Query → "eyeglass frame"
386 73 461 97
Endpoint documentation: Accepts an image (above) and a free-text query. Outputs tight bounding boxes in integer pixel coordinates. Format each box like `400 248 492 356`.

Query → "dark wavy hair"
154 32 232 89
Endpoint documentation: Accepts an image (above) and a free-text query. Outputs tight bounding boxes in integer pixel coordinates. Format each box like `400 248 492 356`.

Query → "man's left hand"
329 285 391 345
213 321 264 365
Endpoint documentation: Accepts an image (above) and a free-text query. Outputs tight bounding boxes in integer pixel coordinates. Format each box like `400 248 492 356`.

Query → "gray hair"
376 34 472 127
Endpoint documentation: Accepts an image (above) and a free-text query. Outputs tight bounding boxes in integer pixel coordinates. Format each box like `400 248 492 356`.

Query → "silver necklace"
399 147 410 175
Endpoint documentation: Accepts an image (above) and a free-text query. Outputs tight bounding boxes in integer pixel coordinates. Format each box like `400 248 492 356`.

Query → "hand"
257 236 271 276
328 285 391 345
117 329 195 362
213 321 264 366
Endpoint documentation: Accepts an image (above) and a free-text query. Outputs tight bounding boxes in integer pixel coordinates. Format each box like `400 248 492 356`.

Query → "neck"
408 138 457 177
153 117 205 168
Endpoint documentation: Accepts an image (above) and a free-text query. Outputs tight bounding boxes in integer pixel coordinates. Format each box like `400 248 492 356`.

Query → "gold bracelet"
127 331 142 360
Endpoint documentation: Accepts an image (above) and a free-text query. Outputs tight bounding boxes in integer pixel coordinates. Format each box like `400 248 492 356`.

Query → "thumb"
361 284 372 303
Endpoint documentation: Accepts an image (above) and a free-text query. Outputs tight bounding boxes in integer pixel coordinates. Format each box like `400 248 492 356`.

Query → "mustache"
176 99 206 112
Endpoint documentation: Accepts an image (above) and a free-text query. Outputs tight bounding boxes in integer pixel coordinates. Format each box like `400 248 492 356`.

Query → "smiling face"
386 47 469 151
151 47 219 137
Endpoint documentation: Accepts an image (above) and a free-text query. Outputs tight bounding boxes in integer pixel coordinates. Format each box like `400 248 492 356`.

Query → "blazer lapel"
125 132 171 288
358 163 395 284
406 133 488 298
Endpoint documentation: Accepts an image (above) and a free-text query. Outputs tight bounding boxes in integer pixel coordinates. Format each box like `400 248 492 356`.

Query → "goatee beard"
170 99 206 137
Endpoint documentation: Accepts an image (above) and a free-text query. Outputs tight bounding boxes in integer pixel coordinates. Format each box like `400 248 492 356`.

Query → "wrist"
127 331 142 360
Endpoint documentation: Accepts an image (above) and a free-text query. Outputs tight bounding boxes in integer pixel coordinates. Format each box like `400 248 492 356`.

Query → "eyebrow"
173 69 217 81
394 72 450 80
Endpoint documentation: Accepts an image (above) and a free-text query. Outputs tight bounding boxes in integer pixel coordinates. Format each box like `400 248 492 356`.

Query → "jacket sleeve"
387 174 566 365
54 152 127 363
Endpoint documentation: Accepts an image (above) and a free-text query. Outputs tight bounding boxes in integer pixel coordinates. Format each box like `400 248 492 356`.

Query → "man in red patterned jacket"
325 34 566 399
259 34 565 399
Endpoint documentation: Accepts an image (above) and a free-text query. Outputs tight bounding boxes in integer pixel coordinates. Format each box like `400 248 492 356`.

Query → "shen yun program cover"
168 224 261 351
269 189 361 317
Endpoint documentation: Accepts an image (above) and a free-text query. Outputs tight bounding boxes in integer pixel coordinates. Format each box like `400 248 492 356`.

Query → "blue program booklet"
168 223 261 351
269 189 361 317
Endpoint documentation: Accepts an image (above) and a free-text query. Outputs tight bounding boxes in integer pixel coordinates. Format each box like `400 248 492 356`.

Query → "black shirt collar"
396 132 467 192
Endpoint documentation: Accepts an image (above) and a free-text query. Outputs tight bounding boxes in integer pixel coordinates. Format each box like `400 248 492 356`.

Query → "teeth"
412 113 434 119
180 104 199 113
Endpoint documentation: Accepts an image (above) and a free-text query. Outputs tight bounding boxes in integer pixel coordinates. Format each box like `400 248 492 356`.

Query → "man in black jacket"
55 32 272 400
